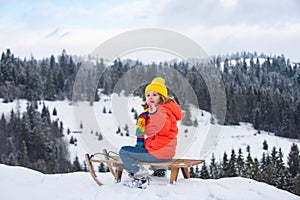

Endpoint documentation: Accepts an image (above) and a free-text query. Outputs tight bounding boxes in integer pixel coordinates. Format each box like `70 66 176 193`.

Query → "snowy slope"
1 164 299 200
1 96 300 199
0 96 299 165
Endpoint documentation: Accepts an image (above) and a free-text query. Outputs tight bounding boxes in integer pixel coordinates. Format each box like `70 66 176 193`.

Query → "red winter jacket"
144 101 183 159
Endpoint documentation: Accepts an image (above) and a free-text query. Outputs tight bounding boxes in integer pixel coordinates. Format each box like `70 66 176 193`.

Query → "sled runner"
85 149 204 186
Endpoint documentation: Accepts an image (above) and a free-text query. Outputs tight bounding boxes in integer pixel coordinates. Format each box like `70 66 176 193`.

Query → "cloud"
153 0 300 27
0 0 299 61
45 28 71 39
46 28 60 38
60 32 71 39
182 23 300 61
219 0 239 11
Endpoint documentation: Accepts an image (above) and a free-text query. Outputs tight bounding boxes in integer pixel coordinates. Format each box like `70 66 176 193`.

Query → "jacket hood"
162 101 183 121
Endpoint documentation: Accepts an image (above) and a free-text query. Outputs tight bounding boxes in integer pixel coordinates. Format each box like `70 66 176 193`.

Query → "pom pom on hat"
145 77 168 98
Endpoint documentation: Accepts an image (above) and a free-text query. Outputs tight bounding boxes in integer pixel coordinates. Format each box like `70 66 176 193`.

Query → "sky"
0 0 299 62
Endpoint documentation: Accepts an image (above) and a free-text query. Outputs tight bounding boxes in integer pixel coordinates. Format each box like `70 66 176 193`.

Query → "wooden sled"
85 149 204 186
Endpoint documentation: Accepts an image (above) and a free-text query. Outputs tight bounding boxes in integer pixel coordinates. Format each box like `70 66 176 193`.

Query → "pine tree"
260 152 267 181
98 132 103 141
6 152 18 166
287 143 300 178
226 83 240 125
228 149 237 177
44 69 55 101
52 107 57 116
70 136 75 144
254 109 260 131
294 174 300 196
59 121 64 137
264 153 274 185
195 165 200 176
286 143 300 194
263 140 268 150
209 153 219 179
220 152 229 178
18 140 30 167
270 147 280 185
275 148 286 189
0 113 7 155
284 168 294 194
24 59 41 101
200 162 210 179
83 161 87 172
252 158 260 181
244 152 254 179
236 148 245 177
98 163 107 172
73 156 82 171
295 101 300 139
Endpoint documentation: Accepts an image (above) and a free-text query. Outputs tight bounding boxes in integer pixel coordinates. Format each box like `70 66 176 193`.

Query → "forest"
1 49 299 139
0 49 299 194
0 102 74 173
192 143 300 196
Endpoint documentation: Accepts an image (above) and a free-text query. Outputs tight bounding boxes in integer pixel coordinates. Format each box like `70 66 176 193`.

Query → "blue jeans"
119 146 172 174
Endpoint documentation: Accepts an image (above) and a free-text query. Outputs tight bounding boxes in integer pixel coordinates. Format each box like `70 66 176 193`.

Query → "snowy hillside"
1 164 299 200
1 95 300 199
0 95 299 165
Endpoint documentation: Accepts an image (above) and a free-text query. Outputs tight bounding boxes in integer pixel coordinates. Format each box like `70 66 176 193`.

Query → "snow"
0 96 300 199
1 96 299 163
0 164 299 200
218 57 271 72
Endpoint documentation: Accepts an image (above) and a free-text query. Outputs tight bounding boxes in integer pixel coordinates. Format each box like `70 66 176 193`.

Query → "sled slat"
85 154 103 186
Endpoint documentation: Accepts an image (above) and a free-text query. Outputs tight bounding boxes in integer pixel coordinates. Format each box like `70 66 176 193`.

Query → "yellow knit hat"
145 77 168 98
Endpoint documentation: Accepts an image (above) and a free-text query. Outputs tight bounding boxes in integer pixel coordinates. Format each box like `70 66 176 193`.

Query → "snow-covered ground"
1 95 298 164
0 95 300 199
1 164 299 200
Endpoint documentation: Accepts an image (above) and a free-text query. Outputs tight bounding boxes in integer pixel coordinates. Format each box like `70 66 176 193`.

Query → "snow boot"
124 167 151 189
133 166 149 179
123 176 150 189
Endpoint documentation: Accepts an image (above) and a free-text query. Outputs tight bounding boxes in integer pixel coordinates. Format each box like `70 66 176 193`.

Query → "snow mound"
0 164 298 200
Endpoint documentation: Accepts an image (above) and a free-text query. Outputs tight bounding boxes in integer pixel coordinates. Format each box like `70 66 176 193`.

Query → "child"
119 77 183 188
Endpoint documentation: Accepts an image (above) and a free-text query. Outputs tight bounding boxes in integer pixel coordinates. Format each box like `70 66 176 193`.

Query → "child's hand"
147 102 156 112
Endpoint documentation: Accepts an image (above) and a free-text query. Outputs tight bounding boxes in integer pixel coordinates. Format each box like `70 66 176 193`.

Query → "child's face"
146 90 161 106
